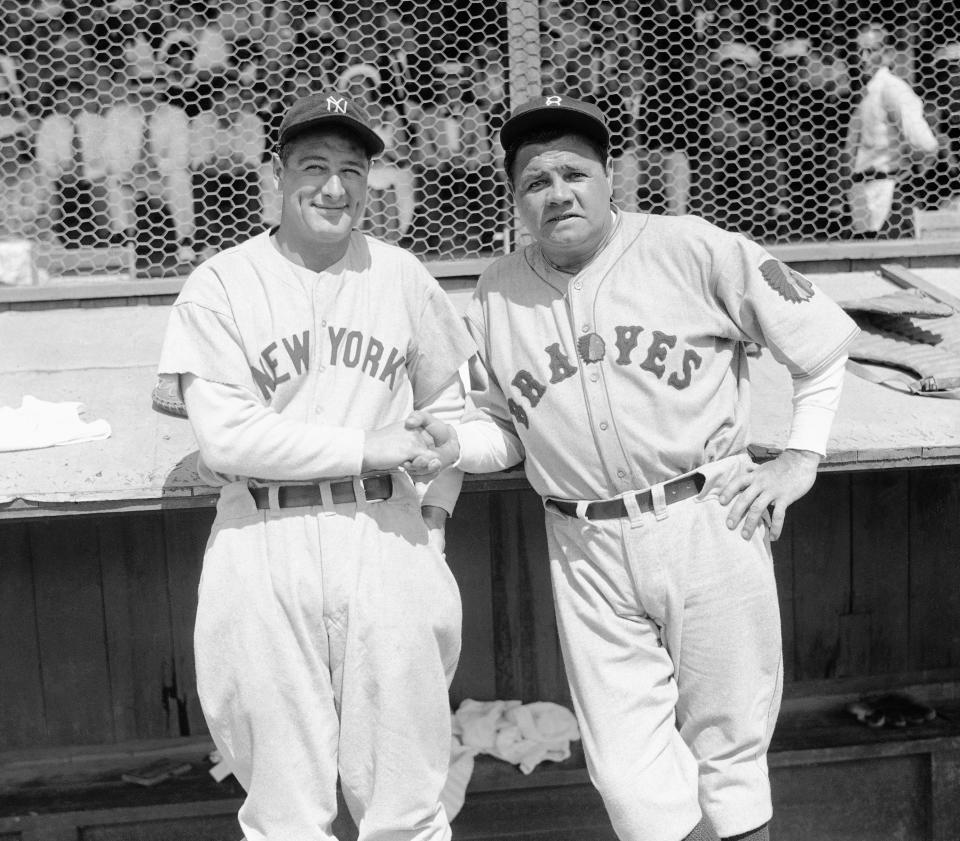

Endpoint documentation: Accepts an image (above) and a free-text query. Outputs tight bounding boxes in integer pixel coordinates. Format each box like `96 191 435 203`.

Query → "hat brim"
280 115 385 158
500 106 609 152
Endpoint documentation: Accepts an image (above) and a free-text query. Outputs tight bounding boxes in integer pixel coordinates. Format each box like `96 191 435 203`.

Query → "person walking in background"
844 22 938 239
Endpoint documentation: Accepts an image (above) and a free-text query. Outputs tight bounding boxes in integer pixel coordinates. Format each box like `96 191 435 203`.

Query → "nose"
322 174 346 199
546 175 572 204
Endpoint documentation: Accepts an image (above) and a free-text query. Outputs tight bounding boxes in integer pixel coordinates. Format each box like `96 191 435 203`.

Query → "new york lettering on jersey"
250 325 406 400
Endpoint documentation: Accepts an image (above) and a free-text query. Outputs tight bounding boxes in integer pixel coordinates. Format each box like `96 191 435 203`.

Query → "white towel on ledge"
0 395 112 452
442 698 581 820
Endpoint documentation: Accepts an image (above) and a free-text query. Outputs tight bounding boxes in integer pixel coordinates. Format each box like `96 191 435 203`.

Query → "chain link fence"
1 1 959 283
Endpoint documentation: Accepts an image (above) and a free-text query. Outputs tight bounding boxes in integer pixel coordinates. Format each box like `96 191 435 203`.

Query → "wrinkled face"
273 129 369 247
510 134 612 266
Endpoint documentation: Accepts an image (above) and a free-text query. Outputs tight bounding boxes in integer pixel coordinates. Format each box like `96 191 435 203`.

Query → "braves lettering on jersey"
464 211 859 501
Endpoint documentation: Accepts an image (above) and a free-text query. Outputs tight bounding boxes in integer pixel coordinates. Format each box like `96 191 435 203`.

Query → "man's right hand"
361 420 444 473
403 411 461 478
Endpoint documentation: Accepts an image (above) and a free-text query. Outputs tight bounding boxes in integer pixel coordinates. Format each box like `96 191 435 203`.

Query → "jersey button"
581 323 591 333
573 281 582 290
599 422 608 431
321 320 327 327
589 372 599 382
617 469 626 478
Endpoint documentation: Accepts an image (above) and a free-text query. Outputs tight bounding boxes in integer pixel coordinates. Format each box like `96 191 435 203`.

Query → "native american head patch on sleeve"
759 259 815 303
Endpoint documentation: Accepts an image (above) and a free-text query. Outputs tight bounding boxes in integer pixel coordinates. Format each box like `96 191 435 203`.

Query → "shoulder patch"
760 259 815 303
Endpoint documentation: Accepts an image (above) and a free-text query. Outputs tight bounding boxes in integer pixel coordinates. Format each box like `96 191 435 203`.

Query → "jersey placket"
566 278 635 497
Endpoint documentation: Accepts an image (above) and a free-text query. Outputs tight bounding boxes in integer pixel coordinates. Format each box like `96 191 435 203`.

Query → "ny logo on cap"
326 96 348 114
545 95 562 106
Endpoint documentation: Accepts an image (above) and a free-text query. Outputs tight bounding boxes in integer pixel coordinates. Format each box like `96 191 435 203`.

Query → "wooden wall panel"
908 467 960 671
770 754 929 841
162 508 214 737
98 514 176 741
29 517 114 745
790 473 853 681
0 523 45 749
447 492 497 706
488 490 568 706
850 470 910 675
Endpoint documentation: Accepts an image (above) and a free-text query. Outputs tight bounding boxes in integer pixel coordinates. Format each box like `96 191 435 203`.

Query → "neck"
271 228 351 273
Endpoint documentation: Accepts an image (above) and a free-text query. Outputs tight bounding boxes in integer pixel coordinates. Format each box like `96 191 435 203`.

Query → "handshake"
362 410 461 480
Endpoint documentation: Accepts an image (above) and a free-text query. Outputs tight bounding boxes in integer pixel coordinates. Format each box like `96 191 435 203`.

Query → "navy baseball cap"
278 92 385 157
499 94 609 152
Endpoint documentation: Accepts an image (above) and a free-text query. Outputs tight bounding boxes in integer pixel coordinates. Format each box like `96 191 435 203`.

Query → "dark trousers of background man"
53 176 112 248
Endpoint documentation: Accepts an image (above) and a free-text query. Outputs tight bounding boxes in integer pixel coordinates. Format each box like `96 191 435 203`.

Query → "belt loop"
622 491 644 529
575 501 590 520
353 475 368 507
319 480 335 511
268 485 280 510
651 483 668 521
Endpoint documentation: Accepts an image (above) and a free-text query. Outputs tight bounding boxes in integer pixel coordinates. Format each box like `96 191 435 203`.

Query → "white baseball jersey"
158 229 475 487
463 211 859 500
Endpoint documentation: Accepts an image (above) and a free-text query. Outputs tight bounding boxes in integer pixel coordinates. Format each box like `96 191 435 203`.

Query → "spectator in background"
337 63 414 243
104 66 193 271
374 9 420 114
688 40 779 241
190 70 266 259
409 59 498 253
917 41 960 212
767 36 849 240
0 107 47 242
35 74 113 248
844 22 938 239
158 32 203 117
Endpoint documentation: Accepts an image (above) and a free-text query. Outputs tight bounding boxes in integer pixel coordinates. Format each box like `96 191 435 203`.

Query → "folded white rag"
441 698 581 820
0 395 112 452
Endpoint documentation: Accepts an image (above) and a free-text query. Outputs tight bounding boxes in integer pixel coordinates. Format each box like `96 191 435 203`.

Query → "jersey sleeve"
714 236 860 376
407 277 478 407
454 302 526 474
157 264 259 394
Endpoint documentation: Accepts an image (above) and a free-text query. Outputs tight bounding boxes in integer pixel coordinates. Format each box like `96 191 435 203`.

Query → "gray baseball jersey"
159 229 475 486
464 211 859 500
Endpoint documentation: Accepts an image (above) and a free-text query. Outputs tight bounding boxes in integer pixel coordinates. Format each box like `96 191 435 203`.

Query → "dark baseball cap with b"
499 94 609 152
278 92 385 157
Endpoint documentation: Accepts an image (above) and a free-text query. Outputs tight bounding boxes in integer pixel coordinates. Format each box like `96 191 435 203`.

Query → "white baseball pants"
194 477 462 841
544 454 783 841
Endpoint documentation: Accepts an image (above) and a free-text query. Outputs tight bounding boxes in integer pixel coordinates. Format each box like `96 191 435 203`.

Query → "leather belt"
251 474 393 510
548 473 705 520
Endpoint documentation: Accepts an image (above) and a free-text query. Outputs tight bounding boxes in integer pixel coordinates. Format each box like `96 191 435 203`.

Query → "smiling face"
273 128 370 253
510 133 613 269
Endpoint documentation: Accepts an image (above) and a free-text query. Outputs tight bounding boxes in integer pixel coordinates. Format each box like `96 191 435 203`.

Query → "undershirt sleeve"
182 374 364 481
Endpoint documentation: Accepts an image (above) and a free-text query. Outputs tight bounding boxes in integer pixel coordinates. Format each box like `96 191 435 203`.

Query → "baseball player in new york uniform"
156 92 475 841
409 96 859 841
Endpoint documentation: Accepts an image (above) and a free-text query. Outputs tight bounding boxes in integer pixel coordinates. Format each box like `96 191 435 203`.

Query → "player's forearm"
183 375 364 480
786 352 847 456
416 371 466 514
454 413 524 474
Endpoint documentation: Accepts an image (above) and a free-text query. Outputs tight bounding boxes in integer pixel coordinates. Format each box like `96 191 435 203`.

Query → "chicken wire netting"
1 1 959 283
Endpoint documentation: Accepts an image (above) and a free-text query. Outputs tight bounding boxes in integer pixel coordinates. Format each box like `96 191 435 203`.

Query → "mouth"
546 212 580 224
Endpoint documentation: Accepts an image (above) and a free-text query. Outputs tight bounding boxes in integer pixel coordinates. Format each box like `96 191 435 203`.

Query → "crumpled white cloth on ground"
0 395 111 452
441 699 581 820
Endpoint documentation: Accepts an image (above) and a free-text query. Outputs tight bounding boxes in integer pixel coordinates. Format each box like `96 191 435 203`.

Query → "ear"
271 152 283 188
604 158 614 194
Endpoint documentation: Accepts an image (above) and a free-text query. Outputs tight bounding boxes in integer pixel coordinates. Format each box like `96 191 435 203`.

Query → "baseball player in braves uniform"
409 96 859 841
156 92 475 841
